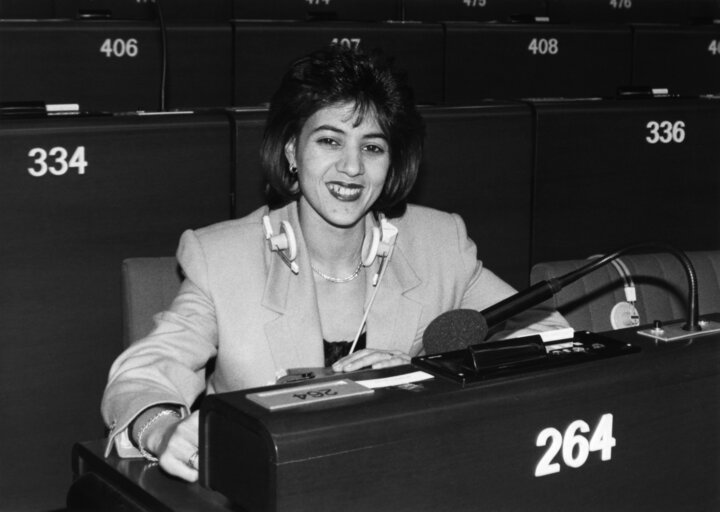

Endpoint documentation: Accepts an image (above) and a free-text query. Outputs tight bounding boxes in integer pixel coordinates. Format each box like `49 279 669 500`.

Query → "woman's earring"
288 163 298 175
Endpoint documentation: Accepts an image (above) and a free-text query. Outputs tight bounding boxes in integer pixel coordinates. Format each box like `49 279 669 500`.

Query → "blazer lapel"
261 206 427 375
262 205 325 375
366 243 424 355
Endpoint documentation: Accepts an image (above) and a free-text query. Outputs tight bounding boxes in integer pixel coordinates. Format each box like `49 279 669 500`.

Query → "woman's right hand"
144 410 200 482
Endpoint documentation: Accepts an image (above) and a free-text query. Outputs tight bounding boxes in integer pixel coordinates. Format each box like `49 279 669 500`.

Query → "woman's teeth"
328 183 362 200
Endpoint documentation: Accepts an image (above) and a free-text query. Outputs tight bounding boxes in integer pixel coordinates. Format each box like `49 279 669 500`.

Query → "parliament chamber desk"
69 440 234 512
68 317 720 512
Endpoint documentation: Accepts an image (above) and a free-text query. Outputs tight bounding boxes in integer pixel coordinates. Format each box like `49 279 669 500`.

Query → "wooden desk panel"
69 320 720 511
202 322 720 512
69 441 235 512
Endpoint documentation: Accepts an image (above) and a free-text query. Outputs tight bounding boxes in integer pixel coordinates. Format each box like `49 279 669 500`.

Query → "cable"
155 0 168 111
559 243 700 332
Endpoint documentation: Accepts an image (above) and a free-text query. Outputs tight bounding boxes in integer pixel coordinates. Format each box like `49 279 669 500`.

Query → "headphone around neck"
263 212 399 357
262 212 398 287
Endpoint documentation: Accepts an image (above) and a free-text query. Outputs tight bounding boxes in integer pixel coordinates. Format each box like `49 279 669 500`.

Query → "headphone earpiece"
361 226 382 267
589 254 640 329
368 215 398 286
610 301 640 330
263 216 299 274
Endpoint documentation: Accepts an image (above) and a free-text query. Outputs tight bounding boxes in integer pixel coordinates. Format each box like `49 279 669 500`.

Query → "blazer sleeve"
452 213 569 339
101 229 219 457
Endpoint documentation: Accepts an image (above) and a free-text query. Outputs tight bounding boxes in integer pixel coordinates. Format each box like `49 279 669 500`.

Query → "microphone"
422 309 488 356
422 243 701 355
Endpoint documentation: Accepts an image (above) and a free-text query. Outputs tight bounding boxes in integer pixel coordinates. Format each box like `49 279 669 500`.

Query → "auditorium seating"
529 96 720 264
0 20 162 112
0 20 233 112
548 0 720 23
0 0 233 20
163 22 233 108
232 21 444 106
443 22 633 102
122 257 182 346
2 2 719 510
402 0 546 22
3 7 720 109
632 24 720 97
228 108 270 217
233 0 398 21
54 0 158 19
547 0 687 23
0 111 232 511
3 0 718 23
408 103 534 289
530 250 720 333
0 0 54 18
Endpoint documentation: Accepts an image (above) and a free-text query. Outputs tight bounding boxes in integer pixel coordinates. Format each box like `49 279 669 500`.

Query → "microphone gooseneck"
554 243 700 332
481 242 700 334
422 243 701 355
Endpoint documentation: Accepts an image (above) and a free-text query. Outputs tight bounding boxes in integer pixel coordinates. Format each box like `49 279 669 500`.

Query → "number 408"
535 413 616 477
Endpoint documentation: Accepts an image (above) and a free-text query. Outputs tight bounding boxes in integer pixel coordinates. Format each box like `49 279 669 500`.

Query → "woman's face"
286 102 390 230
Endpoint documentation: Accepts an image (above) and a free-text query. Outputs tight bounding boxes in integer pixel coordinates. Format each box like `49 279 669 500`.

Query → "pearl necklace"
310 260 363 283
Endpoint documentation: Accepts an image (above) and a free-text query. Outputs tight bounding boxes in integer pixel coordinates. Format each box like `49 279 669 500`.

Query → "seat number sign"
535 413 616 477
247 379 374 411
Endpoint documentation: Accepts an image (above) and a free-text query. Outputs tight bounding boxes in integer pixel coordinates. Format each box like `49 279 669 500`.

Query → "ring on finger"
187 450 199 470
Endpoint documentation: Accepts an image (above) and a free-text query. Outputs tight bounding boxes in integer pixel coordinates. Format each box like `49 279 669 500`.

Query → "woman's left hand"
332 348 410 373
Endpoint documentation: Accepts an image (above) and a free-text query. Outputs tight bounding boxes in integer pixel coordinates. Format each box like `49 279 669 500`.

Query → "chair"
530 250 720 333
122 257 183 347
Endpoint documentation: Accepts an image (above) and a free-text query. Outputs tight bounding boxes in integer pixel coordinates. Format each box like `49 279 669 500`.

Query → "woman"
102 45 568 482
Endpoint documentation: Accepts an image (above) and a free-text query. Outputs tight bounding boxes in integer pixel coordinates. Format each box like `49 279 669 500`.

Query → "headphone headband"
262 213 398 284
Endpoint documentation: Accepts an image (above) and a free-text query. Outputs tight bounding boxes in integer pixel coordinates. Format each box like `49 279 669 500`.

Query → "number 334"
27 146 88 177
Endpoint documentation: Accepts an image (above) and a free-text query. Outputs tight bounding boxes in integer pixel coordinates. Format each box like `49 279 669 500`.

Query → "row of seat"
531 250 720 333
2 19 719 112
1 0 719 23
3 97 718 511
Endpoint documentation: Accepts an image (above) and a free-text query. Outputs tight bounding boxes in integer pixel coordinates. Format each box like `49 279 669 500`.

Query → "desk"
68 440 235 511
69 321 720 511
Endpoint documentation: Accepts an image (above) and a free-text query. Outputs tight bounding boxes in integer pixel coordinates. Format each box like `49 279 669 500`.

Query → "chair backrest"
122 257 183 347
530 250 720 333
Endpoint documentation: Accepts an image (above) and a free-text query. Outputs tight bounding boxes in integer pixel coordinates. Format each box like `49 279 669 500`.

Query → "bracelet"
136 409 181 463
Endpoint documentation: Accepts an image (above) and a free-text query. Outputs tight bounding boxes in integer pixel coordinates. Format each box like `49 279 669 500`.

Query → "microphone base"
637 319 720 342
412 331 639 386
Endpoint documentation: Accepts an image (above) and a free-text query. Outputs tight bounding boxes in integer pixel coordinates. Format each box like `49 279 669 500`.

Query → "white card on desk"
247 379 374 411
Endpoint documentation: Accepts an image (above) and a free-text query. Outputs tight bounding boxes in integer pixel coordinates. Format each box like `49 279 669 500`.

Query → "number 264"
535 413 616 477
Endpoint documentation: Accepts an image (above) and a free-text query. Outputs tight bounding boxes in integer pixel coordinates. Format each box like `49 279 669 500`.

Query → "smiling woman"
100 44 569 483
288 103 391 231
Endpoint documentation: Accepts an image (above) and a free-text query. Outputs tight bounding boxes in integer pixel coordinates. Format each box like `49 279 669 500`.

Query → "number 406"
535 413 616 477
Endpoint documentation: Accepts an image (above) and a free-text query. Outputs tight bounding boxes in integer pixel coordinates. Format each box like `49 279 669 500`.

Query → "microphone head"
422 309 489 355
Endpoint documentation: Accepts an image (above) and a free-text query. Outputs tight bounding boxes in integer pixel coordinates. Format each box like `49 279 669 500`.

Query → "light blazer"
102 202 567 456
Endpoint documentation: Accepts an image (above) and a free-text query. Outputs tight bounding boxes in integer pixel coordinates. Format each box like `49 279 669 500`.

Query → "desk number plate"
246 379 374 411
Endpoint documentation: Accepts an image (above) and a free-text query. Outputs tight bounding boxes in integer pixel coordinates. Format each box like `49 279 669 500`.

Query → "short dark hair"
260 44 425 214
